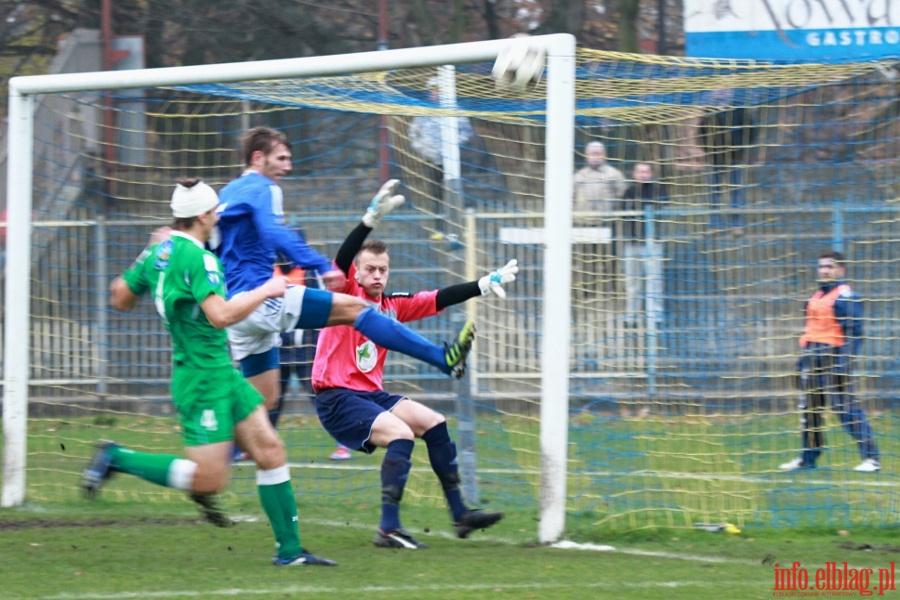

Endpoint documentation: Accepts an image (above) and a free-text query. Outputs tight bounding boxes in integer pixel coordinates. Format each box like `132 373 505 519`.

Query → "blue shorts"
314 388 407 453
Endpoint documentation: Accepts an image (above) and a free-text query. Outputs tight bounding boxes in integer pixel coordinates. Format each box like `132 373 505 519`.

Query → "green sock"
257 467 301 560
109 446 194 489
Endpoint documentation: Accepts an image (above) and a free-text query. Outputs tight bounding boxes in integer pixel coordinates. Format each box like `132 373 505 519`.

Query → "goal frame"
2 33 576 543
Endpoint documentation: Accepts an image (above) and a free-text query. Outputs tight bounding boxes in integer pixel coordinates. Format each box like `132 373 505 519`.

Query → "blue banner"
684 0 900 63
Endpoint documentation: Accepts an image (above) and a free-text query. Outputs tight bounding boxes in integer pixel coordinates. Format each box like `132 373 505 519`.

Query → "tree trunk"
481 0 501 40
619 0 640 53
532 0 584 36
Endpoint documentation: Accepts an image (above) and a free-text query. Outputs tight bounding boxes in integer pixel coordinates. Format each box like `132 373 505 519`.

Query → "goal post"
2 91 34 508
538 43 576 543
2 34 578 542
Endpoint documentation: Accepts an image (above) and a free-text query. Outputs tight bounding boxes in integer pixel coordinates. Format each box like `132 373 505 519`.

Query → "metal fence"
9 201 900 411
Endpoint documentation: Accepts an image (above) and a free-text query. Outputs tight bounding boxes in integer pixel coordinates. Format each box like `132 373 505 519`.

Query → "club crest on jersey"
154 239 173 269
355 340 377 373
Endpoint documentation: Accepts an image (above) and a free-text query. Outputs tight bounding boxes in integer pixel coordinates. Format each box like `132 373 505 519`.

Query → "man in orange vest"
780 250 880 473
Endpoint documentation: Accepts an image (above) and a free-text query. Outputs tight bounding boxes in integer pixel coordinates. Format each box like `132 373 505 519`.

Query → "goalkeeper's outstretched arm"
435 281 481 310
435 260 519 309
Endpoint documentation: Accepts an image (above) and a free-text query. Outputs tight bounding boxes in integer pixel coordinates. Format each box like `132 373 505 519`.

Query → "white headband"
170 181 219 218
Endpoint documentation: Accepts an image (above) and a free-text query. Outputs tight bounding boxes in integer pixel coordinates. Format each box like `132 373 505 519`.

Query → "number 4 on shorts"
200 409 219 431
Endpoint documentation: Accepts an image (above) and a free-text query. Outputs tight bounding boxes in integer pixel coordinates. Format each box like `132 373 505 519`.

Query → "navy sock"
802 446 820 467
354 307 448 374
268 396 284 429
423 422 468 522
380 438 414 533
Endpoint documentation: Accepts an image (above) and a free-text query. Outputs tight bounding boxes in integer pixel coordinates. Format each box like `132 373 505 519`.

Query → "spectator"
621 162 668 328
407 76 475 211
573 141 627 216
572 141 626 304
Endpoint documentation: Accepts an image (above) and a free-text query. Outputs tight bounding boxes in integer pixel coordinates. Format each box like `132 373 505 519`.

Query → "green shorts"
171 366 264 446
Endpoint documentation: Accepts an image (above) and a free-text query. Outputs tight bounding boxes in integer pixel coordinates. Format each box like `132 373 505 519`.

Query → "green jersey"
122 231 231 370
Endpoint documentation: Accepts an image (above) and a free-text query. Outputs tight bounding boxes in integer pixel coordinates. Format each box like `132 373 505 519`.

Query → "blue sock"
423 422 468 522
354 307 449 374
380 438 414 533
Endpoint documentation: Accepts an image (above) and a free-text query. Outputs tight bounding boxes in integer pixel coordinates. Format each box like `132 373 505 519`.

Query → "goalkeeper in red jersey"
311 217 517 549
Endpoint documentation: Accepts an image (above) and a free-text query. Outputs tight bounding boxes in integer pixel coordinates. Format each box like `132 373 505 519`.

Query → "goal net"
4 35 899 539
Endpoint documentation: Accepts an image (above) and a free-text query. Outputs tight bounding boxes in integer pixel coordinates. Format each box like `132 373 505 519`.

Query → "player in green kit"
81 178 336 567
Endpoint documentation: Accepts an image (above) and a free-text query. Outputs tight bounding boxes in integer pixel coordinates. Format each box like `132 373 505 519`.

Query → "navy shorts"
314 388 407 453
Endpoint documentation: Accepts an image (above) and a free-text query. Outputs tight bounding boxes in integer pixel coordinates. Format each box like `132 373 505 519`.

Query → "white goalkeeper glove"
478 259 518 299
362 179 405 228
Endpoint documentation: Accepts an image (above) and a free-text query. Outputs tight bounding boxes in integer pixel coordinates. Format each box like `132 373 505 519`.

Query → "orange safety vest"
799 284 850 347
273 265 306 286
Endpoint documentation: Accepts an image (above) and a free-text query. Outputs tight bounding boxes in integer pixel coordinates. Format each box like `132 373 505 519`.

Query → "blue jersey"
216 171 334 296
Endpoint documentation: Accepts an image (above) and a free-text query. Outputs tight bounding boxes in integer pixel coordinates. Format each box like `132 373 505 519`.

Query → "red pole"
102 0 113 71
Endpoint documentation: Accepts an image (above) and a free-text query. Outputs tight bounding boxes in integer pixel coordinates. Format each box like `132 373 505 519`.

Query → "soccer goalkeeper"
310 213 517 549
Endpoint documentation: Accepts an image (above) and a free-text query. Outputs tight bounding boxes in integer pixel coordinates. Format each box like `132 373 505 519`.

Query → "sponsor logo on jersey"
154 239 173 270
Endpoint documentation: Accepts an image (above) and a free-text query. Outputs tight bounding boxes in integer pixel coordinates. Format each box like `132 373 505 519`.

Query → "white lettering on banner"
806 28 900 46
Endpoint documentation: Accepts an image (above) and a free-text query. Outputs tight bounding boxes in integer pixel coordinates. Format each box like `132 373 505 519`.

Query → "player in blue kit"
215 126 475 427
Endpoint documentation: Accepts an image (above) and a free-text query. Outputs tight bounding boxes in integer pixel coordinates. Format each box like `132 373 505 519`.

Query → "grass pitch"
3 494 900 599
3 412 899 598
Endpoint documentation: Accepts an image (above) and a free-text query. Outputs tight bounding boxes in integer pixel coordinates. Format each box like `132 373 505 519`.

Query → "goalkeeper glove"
362 179 405 228
478 259 518 299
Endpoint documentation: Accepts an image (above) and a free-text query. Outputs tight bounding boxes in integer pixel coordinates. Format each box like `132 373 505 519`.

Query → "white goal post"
3 34 577 543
